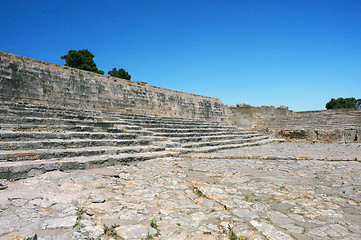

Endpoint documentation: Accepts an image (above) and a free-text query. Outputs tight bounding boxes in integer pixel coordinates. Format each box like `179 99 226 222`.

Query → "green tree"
325 97 360 110
61 49 104 74
108 67 131 80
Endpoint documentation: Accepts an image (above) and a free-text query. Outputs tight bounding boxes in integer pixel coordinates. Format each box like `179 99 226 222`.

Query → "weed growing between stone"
150 219 158 229
150 218 160 237
74 221 86 232
103 224 121 239
146 230 154 239
192 186 208 198
227 225 240 240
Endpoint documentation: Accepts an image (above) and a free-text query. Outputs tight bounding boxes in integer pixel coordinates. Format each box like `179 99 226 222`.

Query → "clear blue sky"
1 0 360 111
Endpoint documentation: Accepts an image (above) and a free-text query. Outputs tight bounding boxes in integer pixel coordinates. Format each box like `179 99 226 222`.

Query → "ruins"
0 51 360 239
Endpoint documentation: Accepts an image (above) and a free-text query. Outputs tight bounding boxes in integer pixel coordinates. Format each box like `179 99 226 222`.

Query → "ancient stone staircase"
0 103 281 179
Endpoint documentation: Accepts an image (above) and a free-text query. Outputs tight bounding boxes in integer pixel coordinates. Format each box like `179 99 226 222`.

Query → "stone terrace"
0 102 281 180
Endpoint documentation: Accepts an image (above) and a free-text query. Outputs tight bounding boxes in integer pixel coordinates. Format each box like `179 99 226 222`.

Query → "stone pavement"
190 142 361 161
0 143 360 239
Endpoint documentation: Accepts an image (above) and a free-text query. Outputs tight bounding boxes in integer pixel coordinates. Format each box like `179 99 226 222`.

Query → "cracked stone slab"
250 220 293 240
0 229 37 240
42 216 77 229
232 208 259 220
116 224 157 239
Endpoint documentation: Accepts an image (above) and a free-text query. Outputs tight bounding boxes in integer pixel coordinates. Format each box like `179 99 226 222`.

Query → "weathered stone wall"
1 51 359 143
229 105 361 143
0 51 231 122
228 105 293 128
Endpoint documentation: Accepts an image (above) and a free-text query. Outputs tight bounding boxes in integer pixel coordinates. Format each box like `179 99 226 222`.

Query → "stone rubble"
0 143 360 239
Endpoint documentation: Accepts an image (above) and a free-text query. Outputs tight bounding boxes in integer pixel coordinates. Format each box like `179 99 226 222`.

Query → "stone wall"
1 51 359 143
228 105 293 128
0 51 231 122
229 105 361 143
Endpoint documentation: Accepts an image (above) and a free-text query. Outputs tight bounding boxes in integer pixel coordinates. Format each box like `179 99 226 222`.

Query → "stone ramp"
0 103 282 179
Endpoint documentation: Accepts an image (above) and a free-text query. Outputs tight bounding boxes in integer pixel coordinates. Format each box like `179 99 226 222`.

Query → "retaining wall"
1 51 359 143
0 51 231 122
228 105 293 128
229 105 361 143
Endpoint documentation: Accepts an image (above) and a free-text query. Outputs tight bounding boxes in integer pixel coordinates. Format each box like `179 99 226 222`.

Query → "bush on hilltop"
326 97 360 110
61 49 104 75
108 67 131 80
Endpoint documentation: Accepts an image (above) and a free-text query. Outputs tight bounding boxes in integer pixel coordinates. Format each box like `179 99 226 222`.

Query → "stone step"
0 116 125 128
110 114 212 124
107 128 153 136
0 123 107 132
178 138 283 154
0 123 151 135
181 136 269 148
2 105 103 117
0 150 180 180
122 118 227 127
124 122 235 129
167 133 262 143
0 138 152 150
4 109 214 128
106 112 223 125
4 108 99 121
0 103 235 131
1 103 101 116
1 115 228 132
152 130 256 138
0 133 267 160
0 145 165 161
0 131 139 141
145 127 240 133
1 103 217 125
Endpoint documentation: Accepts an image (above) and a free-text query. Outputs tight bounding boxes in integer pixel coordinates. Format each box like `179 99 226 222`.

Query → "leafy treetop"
326 97 360 110
108 67 131 80
61 49 104 75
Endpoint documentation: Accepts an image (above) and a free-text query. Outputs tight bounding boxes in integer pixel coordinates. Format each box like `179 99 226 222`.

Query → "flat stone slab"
116 224 157 239
250 220 294 240
42 216 77 229
0 229 37 240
